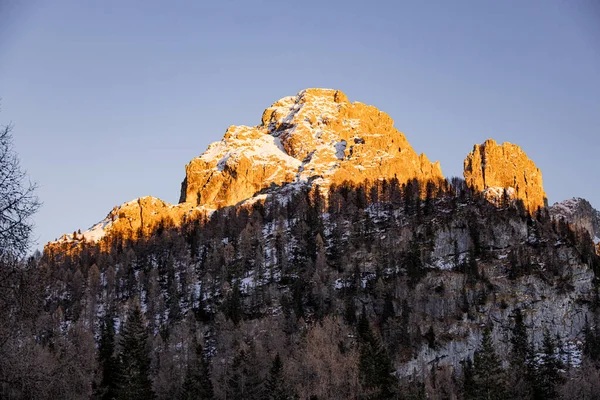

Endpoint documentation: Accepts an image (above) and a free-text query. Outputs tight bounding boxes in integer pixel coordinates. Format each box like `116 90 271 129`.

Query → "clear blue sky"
0 0 599 249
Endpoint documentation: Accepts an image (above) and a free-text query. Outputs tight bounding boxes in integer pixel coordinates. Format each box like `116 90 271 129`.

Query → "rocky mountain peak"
49 91 554 249
53 196 200 248
463 139 547 213
179 88 444 208
49 89 446 247
550 197 600 244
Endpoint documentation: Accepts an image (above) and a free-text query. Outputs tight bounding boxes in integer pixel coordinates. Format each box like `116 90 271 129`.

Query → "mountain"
50 89 547 249
179 88 443 207
25 89 600 399
51 88 448 248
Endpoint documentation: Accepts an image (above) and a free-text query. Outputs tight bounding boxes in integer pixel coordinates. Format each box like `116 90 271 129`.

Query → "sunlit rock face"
96 197 200 240
463 139 547 213
47 88 446 248
179 88 444 208
52 197 200 247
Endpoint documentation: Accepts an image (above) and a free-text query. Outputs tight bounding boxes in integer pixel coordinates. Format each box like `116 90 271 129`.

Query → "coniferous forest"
2 146 600 399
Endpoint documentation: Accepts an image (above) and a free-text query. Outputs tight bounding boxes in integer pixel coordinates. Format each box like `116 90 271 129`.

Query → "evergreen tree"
462 249 479 284
470 326 505 400
96 314 120 400
534 331 563 400
226 345 263 400
424 180 436 215
524 339 539 398
357 308 397 399
508 309 533 398
583 316 600 362
461 358 476 400
264 353 289 400
116 305 155 400
406 239 423 287
398 299 411 348
381 291 394 326
223 281 243 325
424 326 436 350
179 343 214 400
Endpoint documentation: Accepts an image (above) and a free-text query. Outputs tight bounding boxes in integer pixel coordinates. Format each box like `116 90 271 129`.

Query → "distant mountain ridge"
179 88 443 208
49 88 548 248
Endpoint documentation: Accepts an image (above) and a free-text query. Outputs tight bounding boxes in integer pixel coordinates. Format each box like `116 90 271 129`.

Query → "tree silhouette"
0 122 40 259
264 353 289 400
180 342 214 399
97 314 120 400
117 305 155 400
357 308 397 399
471 326 505 399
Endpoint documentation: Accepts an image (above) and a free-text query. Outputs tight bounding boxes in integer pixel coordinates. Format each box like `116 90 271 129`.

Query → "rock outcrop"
54 197 200 246
179 88 444 207
550 197 600 243
463 139 547 213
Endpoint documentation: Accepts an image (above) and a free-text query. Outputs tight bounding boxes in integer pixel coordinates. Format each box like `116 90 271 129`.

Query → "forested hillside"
2 177 597 399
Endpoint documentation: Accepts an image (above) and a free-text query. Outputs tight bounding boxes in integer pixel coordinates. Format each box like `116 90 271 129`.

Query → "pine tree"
524 339 539 398
461 358 476 399
179 342 214 400
398 299 411 348
406 239 423 287
424 180 436 215
96 314 120 400
357 308 397 399
226 345 263 400
534 331 563 400
116 305 155 400
264 353 289 400
223 281 243 325
471 326 505 400
508 309 533 398
583 316 600 362
462 249 479 284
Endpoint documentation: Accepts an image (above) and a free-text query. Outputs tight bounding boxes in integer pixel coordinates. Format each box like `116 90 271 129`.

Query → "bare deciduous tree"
288 316 360 399
0 122 40 259
0 117 43 398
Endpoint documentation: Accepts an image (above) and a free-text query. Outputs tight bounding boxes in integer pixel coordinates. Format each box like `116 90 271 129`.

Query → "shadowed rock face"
551 198 600 242
463 139 547 213
179 88 444 208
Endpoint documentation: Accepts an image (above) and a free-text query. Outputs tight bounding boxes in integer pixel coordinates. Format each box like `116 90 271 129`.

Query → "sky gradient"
0 0 599 250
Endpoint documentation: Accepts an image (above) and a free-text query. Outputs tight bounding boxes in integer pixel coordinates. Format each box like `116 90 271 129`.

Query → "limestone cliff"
550 198 600 249
179 88 444 208
47 88 445 248
49 91 554 249
463 139 547 213
54 197 200 247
